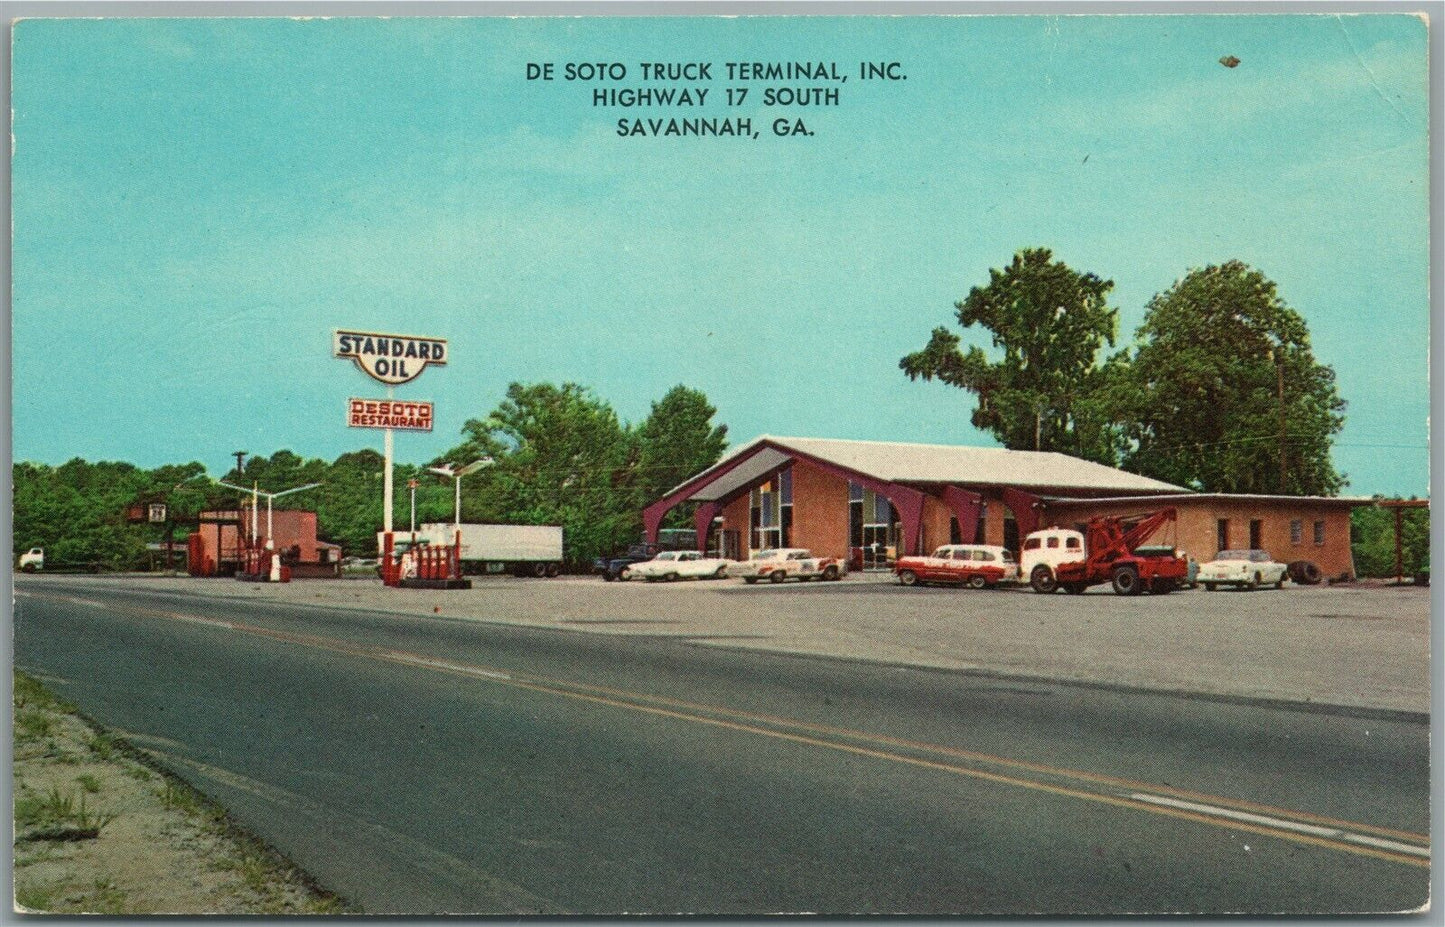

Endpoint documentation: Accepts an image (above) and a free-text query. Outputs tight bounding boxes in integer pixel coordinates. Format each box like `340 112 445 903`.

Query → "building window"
1314 520 1325 545
1217 519 1229 552
1291 519 1303 544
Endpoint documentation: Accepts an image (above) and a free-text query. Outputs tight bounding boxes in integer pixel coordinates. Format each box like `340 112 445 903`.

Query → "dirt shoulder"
12 670 348 915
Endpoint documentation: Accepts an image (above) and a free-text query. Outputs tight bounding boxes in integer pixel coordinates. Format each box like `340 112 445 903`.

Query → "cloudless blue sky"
11 14 1430 495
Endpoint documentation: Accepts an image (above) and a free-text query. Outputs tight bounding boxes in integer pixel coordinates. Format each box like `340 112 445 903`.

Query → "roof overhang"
1040 493 1373 506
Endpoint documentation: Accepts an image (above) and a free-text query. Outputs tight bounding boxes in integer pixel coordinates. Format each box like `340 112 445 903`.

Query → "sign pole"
383 385 395 535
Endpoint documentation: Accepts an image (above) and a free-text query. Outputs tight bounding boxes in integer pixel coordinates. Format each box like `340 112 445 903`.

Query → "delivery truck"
379 523 564 577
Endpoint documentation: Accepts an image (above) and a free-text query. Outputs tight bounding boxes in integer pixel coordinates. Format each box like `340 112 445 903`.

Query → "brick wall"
1040 498 1357 578
791 461 850 560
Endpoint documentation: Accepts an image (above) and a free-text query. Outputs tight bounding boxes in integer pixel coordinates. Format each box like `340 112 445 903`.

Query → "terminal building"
642 436 1361 578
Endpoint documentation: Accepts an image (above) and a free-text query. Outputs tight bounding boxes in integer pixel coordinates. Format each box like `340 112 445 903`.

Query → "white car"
18 547 44 572
733 548 846 584
623 550 733 582
1019 527 1086 585
1198 550 1288 590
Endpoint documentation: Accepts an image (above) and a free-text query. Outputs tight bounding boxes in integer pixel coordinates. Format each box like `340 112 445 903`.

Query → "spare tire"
1287 560 1323 585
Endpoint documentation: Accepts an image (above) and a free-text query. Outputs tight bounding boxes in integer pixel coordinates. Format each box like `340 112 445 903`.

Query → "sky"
10 13 1431 496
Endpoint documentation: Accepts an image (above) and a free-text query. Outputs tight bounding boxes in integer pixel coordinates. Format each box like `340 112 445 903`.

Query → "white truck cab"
19 547 44 572
1018 528 1084 582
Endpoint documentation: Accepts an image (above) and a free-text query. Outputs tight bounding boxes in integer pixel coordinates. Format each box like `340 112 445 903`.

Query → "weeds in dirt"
16 708 55 741
75 773 103 794
15 784 117 838
86 731 117 760
125 765 153 782
15 878 59 911
158 780 203 817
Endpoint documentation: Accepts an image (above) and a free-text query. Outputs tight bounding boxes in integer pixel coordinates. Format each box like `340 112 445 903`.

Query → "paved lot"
17 573 1430 716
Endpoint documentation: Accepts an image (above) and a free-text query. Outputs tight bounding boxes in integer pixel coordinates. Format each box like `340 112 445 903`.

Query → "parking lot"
19 572 1431 717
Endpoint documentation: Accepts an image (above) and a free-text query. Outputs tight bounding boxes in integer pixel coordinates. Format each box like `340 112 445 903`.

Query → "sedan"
623 550 733 582
1197 550 1289 590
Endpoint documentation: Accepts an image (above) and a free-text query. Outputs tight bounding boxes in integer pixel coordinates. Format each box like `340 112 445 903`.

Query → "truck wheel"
821 565 839 581
546 563 560 578
769 570 786 584
1030 566 1057 594
898 570 918 587
1111 565 1140 596
967 574 988 590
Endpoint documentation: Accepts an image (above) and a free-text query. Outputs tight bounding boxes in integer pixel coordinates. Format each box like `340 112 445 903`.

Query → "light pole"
408 478 419 540
427 457 494 531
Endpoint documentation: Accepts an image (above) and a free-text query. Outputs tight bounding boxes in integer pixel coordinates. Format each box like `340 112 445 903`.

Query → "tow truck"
1021 508 1188 596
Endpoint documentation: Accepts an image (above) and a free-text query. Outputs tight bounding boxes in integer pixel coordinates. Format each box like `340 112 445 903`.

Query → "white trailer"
380 523 564 577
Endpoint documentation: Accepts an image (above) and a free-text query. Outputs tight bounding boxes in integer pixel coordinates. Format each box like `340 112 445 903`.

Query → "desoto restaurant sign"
334 330 447 385
347 399 433 432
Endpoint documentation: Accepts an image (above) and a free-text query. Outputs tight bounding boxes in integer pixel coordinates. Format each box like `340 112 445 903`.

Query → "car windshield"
654 552 677 561
753 550 778 560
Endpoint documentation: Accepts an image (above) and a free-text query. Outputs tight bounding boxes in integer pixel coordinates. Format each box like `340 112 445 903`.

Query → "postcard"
10 9 1431 916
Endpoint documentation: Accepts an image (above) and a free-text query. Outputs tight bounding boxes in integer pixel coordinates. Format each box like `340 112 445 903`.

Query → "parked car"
733 548 845 584
18 547 43 572
1198 550 1288 590
624 550 733 582
594 544 662 581
893 545 1019 588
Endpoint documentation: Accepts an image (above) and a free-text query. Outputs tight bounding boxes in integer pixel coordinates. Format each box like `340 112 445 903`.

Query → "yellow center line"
30 591 1430 868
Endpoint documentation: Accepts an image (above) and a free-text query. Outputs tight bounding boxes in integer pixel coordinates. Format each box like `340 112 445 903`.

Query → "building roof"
676 435 1189 502
1041 492 1374 507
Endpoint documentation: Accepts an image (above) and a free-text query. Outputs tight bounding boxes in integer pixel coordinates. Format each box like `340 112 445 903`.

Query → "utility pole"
1276 351 1287 493
232 450 248 479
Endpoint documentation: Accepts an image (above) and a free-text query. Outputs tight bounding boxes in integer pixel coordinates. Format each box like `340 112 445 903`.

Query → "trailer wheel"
967 574 988 590
546 563 560 578
1030 566 1057 594
1111 565 1141 596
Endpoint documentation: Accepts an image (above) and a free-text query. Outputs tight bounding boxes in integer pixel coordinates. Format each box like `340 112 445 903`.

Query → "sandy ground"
21 571 1431 716
12 671 346 915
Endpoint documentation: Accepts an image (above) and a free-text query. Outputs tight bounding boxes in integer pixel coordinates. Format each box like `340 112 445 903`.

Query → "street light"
427 457 494 531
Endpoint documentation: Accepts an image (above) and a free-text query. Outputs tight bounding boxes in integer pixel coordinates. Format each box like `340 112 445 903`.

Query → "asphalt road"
13 578 1431 914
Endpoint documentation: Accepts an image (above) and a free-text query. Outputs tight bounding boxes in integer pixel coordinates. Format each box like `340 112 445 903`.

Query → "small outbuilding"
643 436 1363 576
187 507 341 578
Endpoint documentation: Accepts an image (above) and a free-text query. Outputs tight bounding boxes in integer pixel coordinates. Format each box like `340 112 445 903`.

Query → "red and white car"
734 548 846 584
894 545 1019 589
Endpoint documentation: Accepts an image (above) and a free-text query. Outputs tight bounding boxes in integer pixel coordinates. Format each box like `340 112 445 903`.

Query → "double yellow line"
28 590 1430 869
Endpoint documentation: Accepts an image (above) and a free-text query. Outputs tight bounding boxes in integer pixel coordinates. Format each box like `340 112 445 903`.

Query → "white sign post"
335 330 448 582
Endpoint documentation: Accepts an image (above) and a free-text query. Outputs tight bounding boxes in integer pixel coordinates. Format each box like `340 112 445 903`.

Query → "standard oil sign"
334 330 447 385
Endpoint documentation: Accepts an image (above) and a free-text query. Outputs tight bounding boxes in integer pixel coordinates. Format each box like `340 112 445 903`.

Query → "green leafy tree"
438 382 641 564
1116 261 1346 495
636 385 729 511
1350 502 1429 578
900 248 1123 463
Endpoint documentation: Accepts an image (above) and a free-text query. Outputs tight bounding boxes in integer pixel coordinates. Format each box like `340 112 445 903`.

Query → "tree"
438 382 641 564
1116 261 1346 495
636 385 729 506
900 248 1122 462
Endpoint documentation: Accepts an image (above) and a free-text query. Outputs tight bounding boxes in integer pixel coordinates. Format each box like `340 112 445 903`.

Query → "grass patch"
16 708 55 741
86 731 117 760
15 878 59 912
124 766 153 782
14 672 75 713
158 780 203 817
15 784 117 839
75 773 103 794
